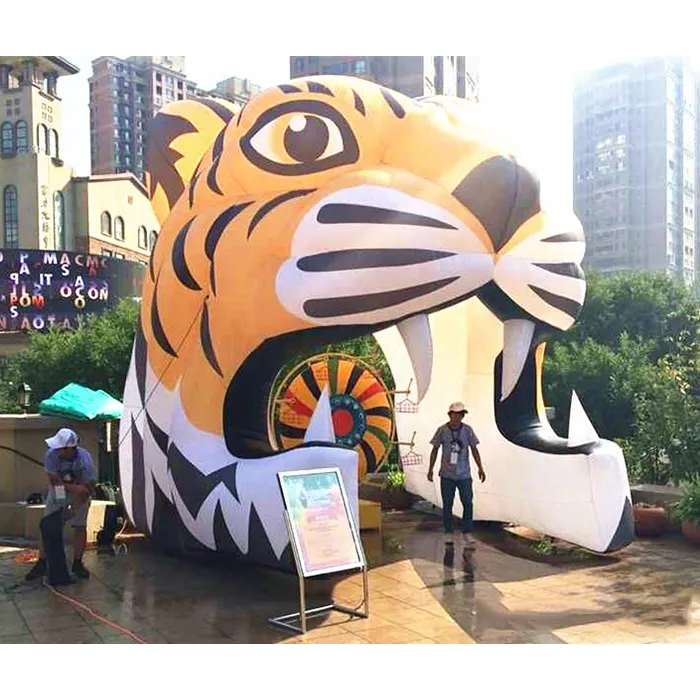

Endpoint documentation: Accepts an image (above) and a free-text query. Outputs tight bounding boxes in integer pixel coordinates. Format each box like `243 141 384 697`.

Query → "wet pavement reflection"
1 508 699 644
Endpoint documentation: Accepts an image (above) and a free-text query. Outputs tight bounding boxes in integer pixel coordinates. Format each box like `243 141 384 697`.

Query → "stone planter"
681 518 700 547
633 505 669 537
381 488 415 511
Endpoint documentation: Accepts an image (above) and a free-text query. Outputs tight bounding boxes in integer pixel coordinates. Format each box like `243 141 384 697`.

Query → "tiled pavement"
1 510 699 644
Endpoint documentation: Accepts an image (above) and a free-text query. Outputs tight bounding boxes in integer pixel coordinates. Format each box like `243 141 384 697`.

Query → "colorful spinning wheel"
270 354 395 477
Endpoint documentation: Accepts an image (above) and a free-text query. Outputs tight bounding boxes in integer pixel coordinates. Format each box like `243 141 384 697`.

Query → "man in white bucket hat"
427 401 486 549
24 428 96 582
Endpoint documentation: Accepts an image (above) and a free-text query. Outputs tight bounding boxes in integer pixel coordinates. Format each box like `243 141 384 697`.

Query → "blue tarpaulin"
38 383 122 421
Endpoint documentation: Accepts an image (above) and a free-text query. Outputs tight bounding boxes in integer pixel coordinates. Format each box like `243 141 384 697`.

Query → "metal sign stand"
268 511 370 635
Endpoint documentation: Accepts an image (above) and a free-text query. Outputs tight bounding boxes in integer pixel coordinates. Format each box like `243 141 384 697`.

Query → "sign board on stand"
269 467 370 635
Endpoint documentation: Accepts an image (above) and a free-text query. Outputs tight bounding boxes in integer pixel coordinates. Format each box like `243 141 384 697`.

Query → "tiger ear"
145 97 240 225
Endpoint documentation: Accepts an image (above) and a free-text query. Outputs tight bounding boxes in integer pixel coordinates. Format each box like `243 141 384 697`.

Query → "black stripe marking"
172 219 201 291
317 203 457 230
304 277 458 319
528 285 582 319
146 412 169 455
297 248 455 272
188 171 200 208
168 444 239 517
151 278 178 357
307 80 333 96
533 262 584 280
212 129 226 160
353 90 366 116
359 439 378 473
381 88 406 118
365 406 393 419
200 301 223 377
541 232 584 243
248 189 315 238
278 84 302 94
236 104 246 128
277 423 307 440
130 416 147 531
148 235 157 283
212 500 242 555
192 97 235 123
345 362 365 395
210 262 217 297
205 201 253 260
134 323 147 404
207 155 224 196
300 366 321 400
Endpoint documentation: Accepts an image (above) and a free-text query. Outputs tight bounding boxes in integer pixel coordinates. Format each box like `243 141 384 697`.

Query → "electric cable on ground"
7 305 205 642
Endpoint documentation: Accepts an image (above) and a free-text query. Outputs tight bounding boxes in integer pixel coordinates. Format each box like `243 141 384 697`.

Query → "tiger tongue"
397 313 433 404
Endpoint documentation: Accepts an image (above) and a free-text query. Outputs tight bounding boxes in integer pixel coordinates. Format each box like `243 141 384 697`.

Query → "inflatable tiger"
119 77 633 569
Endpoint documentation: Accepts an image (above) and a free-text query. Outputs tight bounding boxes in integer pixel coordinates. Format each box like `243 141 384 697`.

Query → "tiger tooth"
501 319 535 401
397 313 432 403
567 391 599 447
304 385 336 443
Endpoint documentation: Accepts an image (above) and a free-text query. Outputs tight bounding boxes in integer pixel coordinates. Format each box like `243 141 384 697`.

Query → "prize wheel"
269 354 395 478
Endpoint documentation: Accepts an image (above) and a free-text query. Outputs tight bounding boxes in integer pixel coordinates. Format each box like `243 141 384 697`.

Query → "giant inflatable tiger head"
119 76 632 568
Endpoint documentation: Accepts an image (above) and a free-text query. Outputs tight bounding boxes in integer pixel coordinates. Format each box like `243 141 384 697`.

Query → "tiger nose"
451 155 541 252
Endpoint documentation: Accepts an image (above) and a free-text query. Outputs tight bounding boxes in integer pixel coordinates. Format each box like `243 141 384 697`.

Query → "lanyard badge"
449 428 461 465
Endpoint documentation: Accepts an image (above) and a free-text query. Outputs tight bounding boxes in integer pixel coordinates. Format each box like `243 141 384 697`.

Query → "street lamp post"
17 382 32 413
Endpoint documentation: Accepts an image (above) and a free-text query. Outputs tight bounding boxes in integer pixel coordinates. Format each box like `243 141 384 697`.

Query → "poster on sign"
278 468 365 578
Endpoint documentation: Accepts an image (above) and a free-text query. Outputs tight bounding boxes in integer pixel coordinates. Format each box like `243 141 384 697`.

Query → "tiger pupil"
283 115 329 164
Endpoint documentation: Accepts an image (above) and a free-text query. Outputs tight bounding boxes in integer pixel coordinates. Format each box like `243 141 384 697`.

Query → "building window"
137 226 148 249
149 230 158 251
15 120 28 152
53 191 65 250
114 216 125 241
3 186 19 248
37 124 48 154
101 248 113 257
49 129 59 158
1 121 14 153
101 211 112 236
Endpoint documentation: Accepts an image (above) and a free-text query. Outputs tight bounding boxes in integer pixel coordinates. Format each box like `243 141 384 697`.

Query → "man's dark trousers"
440 478 473 534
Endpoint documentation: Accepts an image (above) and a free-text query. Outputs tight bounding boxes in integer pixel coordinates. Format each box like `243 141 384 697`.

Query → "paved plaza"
1 509 698 644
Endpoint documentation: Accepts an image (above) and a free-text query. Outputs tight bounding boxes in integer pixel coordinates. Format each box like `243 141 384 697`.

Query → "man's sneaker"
24 558 47 581
444 533 454 545
71 560 90 579
462 533 477 549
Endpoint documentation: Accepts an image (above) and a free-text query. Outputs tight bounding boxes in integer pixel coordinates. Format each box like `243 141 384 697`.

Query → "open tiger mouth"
222 299 597 462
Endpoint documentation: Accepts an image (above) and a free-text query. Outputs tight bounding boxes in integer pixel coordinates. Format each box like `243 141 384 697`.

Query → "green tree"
543 271 700 485
0 299 139 412
561 272 700 376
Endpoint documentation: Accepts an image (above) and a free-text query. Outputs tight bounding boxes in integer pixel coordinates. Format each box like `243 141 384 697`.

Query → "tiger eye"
283 115 329 163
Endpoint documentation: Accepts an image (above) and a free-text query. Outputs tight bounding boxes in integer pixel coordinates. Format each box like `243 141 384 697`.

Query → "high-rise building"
573 58 697 284
89 56 206 182
90 57 262 181
210 76 261 107
0 56 158 262
289 56 479 101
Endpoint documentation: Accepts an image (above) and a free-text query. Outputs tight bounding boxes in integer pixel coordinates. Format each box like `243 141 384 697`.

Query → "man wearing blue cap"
25 428 95 582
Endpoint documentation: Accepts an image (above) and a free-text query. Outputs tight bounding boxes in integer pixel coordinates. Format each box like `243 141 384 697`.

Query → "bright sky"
49 6 700 217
